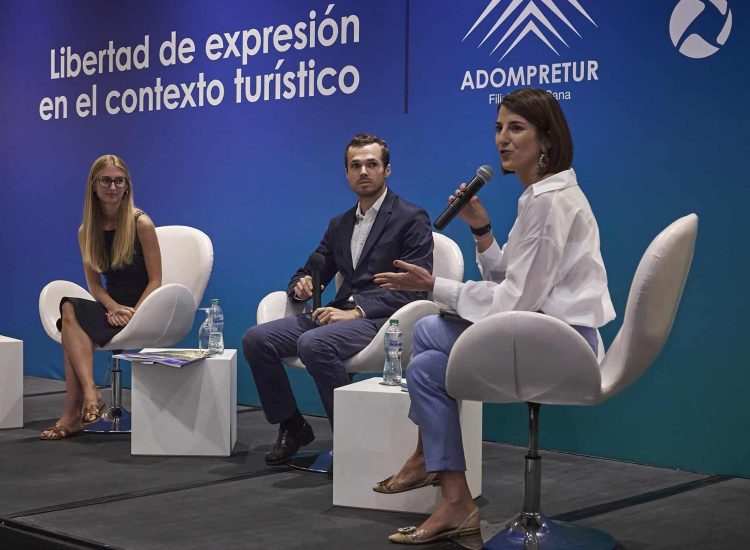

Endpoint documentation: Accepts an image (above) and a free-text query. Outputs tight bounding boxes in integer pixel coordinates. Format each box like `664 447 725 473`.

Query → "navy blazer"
287 189 433 322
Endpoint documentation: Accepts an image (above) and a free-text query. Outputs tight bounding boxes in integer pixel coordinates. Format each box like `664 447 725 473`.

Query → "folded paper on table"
113 349 214 368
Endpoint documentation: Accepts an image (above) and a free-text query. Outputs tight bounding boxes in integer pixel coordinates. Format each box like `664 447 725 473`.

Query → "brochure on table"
113 349 214 368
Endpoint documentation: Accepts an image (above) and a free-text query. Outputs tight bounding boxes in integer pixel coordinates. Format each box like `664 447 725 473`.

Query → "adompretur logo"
463 0 597 61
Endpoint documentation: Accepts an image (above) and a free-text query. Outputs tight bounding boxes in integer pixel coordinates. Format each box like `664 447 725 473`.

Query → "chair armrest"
254 291 311 370
39 280 93 344
343 300 441 374
103 283 196 350
445 311 602 405
256 291 310 325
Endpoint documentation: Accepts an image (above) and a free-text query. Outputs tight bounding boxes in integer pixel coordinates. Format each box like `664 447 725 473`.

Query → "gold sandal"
373 472 440 494
388 506 480 544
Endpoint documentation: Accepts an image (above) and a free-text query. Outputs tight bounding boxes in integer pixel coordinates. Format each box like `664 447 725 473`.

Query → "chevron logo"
463 0 597 61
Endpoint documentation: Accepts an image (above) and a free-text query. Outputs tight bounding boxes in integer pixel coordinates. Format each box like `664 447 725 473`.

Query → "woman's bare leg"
413 471 478 534
59 302 100 414
40 335 86 437
379 431 431 490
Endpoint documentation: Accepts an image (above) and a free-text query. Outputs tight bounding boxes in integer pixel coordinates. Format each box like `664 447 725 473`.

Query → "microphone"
433 165 494 230
308 252 326 310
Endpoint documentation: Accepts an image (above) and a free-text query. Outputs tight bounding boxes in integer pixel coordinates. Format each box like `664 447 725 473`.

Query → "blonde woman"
41 155 161 440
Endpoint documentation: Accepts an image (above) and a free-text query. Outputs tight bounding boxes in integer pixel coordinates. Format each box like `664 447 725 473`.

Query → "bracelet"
470 222 492 236
473 231 493 244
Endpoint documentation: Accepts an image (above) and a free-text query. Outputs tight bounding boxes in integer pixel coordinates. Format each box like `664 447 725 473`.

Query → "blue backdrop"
1 0 748 477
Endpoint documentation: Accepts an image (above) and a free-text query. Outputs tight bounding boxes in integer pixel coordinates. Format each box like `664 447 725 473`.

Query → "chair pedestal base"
286 449 332 474
484 404 615 549
484 513 615 550
84 407 131 433
84 354 131 433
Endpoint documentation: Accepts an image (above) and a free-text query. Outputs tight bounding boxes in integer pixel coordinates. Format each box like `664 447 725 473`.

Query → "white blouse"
433 169 616 328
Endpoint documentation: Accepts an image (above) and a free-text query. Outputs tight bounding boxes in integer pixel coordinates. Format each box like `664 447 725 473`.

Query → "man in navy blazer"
243 134 433 466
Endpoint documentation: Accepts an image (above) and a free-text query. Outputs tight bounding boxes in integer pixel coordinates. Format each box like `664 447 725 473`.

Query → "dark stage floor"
0 377 748 549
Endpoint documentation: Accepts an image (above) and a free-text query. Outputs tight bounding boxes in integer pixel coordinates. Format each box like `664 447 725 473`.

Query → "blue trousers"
242 313 380 427
407 315 598 472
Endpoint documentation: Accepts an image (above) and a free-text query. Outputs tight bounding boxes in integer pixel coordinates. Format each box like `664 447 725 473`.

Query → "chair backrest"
432 232 464 282
334 232 464 291
598 214 698 398
156 226 214 309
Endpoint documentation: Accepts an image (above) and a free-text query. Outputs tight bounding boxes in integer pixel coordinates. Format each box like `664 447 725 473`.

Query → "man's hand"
374 260 436 292
312 306 362 326
106 305 136 327
293 275 315 300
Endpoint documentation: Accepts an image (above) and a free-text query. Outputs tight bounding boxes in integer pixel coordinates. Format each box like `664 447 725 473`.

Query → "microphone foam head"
308 252 326 270
476 165 494 182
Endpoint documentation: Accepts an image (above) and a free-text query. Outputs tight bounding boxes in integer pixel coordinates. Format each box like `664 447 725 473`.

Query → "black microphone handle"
312 269 321 310
307 252 325 311
433 175 487 230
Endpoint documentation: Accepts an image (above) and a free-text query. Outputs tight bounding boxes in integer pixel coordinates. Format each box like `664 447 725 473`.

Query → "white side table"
131 349 237 456
0 336 23 429
333 377 482 513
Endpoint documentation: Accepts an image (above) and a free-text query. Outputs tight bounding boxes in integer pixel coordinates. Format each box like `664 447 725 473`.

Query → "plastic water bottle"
382 319 402 386
197 308 211 351
208 299 224 355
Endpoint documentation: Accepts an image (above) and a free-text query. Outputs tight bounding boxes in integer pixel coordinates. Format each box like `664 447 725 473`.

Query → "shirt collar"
356 187 388 221
530 168 578 197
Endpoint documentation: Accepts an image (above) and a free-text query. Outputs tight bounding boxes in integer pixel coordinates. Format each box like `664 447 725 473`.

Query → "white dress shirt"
345 187 388 316
433 169 615 328
351 187 388 269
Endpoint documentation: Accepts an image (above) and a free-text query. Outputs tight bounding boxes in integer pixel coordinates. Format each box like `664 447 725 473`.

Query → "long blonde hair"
80 154 137 273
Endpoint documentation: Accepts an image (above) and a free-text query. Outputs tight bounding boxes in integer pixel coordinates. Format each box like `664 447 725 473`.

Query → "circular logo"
670 0 732 59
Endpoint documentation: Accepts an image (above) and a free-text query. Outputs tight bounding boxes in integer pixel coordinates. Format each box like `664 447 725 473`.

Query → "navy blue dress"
57 211 149 346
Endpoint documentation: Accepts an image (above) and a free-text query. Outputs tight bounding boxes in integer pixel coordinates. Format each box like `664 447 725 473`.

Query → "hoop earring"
538 151 548 170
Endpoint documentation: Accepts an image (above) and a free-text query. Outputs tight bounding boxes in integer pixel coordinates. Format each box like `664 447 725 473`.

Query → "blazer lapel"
339 207 357 272
356 191 395 272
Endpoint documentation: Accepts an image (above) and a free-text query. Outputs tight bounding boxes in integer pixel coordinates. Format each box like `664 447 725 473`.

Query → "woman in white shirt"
373 88 615 544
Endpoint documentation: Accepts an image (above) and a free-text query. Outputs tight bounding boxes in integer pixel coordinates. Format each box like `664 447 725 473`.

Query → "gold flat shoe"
373 472 440 494
388 506 480 544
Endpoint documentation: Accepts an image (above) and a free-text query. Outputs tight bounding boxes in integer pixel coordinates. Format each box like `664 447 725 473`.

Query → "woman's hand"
374 260 436 292
450 183 491 229
106 305 136 327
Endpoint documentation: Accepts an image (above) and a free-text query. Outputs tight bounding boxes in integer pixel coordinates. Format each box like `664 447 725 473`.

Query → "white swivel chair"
255 232 464 470
39 226 214 433
446 214 698 549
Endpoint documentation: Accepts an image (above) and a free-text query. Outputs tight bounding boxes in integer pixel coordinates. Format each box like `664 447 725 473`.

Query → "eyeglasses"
96 176 128 188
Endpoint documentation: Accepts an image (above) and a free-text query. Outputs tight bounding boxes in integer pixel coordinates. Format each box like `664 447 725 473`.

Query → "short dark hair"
344 133 390 168
499 88 573 176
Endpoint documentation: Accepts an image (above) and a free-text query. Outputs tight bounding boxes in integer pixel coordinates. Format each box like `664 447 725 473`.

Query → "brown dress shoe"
265 421 315 465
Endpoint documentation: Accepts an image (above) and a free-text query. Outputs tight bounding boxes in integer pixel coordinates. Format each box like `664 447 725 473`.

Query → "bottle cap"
211 298 219 304
389 319 399 325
